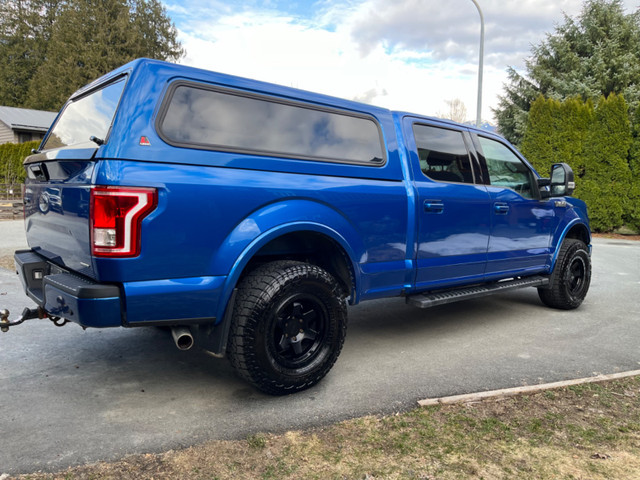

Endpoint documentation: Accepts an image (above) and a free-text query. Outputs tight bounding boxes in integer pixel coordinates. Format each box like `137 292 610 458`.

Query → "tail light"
90 186 157 257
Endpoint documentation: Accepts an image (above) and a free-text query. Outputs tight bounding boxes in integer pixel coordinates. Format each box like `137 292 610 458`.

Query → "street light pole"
469 0 484 128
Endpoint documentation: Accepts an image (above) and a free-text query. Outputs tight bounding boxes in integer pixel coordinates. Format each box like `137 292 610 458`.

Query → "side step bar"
406 276 550 309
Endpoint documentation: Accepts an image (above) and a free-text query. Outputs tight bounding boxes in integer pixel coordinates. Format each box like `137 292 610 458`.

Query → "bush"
521 96 593 178
583 95 633 231
0 141 40 184
626 107 640 231
521 94 635 232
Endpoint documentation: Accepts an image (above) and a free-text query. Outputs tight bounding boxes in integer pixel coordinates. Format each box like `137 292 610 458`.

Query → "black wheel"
538 239 591 309
227 260 347 395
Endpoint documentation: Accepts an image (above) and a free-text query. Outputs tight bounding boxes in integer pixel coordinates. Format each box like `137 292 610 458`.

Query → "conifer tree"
0 0 184 111
521 96 593 178
494 0 640 147
0 0 62 107
579 94 632 231
522 94 633 232
627 108 640 229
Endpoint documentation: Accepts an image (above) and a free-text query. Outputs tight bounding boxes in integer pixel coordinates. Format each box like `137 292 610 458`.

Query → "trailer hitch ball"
0 307 46 332
1 309 9 332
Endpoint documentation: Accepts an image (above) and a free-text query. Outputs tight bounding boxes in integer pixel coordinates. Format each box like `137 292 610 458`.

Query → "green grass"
12 376 640 480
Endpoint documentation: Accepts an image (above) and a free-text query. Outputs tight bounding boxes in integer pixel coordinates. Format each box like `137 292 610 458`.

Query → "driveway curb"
418 369 640 406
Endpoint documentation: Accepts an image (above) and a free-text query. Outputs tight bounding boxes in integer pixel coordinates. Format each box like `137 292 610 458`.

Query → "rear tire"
227 261 347 395
538 239 591 309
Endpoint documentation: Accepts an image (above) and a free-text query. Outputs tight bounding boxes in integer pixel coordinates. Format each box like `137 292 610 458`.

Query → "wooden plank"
0 201 22 219
418 369 640 407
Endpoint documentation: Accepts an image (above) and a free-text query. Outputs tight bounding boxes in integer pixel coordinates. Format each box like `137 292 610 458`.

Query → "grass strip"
11 376 640 480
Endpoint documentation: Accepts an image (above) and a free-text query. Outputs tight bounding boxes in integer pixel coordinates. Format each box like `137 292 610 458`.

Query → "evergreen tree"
521 95 593 178
0 0 61 107
0 140 39 184
627 108 640 229
0 0 184 111
494 67 541 148
522 94 634 232
579 94 632 232
129 0 183 61
494 0 640 147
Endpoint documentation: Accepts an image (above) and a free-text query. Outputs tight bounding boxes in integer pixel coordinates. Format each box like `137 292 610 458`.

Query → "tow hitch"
0 307 66 332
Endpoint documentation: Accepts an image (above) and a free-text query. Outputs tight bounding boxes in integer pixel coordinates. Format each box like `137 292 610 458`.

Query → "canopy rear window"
42 77 126 150
158 83 385 165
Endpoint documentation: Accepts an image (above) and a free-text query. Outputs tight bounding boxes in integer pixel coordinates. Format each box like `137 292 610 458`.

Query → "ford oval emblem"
39 192 50 213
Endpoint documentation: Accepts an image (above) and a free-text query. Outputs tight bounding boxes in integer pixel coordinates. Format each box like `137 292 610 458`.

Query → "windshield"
42 77 126 150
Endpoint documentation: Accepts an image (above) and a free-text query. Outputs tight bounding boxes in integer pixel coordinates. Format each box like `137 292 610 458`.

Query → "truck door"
471 134 558 278
404 119 492 290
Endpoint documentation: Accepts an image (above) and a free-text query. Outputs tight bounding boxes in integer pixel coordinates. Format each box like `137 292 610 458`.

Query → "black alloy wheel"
538 238 591 309
269 294 328 369
228 260 347 395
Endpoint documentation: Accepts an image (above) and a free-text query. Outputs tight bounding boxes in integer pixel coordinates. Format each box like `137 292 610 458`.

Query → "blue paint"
17 58 590 330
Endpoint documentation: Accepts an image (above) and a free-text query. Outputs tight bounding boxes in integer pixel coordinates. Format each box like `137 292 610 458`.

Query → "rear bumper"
15 250 224 328
15 250 122 328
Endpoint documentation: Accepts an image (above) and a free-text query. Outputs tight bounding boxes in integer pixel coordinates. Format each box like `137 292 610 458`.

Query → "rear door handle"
424 200 444 214
494 203 509 215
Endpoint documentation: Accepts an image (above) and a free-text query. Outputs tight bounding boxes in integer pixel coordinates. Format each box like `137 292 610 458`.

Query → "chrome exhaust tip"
171 326 194 351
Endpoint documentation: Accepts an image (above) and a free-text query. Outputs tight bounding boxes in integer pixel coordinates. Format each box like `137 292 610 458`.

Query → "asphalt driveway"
0 223 638 475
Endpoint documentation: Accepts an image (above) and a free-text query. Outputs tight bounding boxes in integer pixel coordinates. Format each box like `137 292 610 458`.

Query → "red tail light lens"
90 186 157 257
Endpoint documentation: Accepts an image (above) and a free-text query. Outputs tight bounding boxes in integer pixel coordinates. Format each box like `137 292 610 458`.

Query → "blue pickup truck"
1 59 591 395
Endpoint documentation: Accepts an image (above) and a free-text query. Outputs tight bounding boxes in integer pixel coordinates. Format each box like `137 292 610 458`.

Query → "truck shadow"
15 287 549 405
66 288 543 376
347 287 544 337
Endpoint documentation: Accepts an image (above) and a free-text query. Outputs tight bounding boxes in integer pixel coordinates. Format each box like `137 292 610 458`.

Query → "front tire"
227 261 347 395
538 239 591 309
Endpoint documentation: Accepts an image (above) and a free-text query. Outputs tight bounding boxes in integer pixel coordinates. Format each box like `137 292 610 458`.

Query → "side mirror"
549 163 575 197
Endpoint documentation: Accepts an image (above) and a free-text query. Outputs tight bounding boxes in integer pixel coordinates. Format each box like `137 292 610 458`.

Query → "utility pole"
469 0 484 128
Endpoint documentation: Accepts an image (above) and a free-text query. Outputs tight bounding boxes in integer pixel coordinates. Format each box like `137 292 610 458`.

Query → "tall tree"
494 0 640 146
0 0 61 107
129 0 183 61
0 0 184 111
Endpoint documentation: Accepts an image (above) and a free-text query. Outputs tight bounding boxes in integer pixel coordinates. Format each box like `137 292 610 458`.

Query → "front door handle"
494 202 509 215
424 200 444 214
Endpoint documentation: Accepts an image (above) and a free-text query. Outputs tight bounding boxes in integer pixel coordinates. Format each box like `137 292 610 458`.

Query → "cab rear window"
413 124 475 184
42 77 126 150
157 82 385 165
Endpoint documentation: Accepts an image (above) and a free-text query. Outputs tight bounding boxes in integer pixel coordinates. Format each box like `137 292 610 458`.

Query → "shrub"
0 141 39 184
521 94 635 232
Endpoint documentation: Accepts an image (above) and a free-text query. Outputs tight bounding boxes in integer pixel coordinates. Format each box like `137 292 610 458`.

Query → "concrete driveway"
0 219 27 258
0 222 638 475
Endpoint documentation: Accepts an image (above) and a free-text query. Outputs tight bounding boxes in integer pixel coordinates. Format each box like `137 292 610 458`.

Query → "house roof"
0 106 57 133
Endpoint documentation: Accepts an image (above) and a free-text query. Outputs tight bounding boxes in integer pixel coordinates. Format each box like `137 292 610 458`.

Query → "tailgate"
22 74 127 279
24 159 97 278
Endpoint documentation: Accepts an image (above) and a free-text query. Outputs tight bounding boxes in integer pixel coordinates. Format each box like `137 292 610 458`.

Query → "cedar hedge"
521 94 639 233
0 141 39 185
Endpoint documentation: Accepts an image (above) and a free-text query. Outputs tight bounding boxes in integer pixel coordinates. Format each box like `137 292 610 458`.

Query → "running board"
406 276 550 309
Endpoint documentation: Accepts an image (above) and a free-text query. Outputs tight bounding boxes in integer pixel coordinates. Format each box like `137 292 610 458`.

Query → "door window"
413 124 475 184
477 136 536 199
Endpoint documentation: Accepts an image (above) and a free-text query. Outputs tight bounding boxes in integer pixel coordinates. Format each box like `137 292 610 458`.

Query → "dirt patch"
0 255 15 271
593 232 640 241
9 376 640 480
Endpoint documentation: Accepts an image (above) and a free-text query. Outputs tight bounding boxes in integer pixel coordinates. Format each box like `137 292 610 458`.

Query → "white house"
0 106 57 145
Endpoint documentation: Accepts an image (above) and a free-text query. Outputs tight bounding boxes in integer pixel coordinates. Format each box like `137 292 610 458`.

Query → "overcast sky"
165 0 640 123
